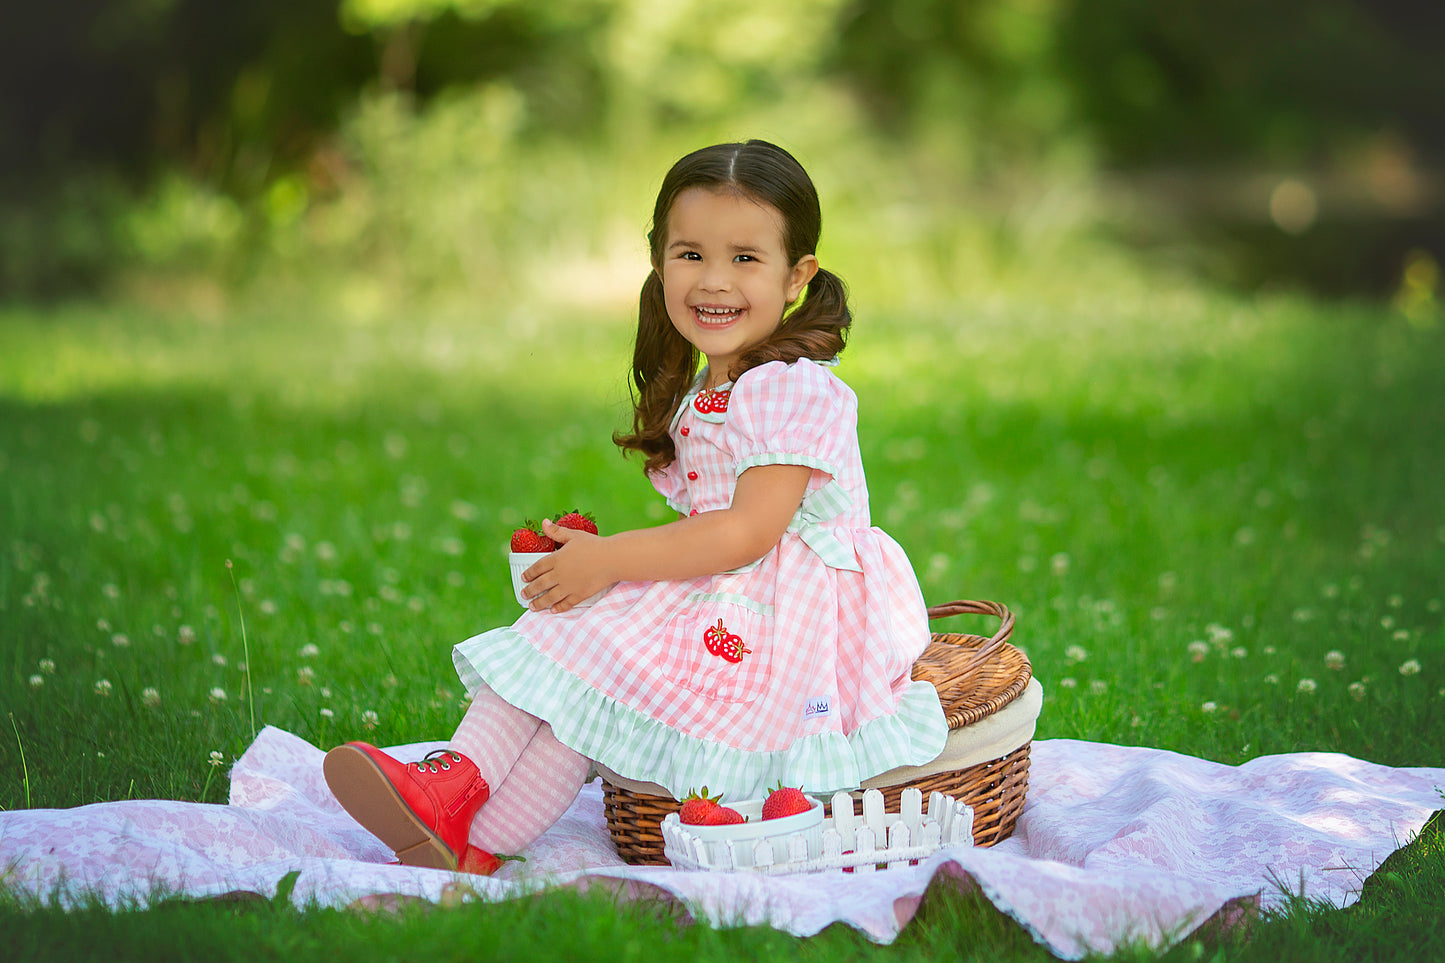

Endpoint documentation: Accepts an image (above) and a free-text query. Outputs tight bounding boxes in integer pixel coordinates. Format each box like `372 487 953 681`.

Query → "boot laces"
413 749 462 774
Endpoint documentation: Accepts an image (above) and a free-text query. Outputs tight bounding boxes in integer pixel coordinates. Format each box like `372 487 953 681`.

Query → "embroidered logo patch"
803 697 832 719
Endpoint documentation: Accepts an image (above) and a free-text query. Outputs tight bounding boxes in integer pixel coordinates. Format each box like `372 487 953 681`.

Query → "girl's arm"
521 463 813 612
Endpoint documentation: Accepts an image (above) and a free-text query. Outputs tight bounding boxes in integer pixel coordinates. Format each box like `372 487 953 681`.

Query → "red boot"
324 742 490 870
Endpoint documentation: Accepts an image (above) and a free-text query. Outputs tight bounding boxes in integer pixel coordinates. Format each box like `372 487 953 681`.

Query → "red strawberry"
678 787 722 825
703 618 750 664
510 522 556 553
553 509 599 535
702 805 745 826
761 781 812 820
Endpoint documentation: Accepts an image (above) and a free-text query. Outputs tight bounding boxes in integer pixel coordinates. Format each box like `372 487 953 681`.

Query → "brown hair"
613 140 852 474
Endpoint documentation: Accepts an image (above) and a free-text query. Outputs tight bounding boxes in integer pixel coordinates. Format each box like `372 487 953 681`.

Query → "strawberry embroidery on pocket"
693 388 731 414
703 618 749 664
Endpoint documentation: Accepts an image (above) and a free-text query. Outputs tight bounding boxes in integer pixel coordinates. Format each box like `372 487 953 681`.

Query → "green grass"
1 242 1442 958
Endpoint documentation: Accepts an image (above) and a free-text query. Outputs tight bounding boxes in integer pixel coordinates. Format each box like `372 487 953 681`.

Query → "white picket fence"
661 787 974 875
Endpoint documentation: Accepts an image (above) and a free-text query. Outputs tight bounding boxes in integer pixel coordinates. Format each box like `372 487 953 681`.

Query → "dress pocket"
661 594 774 704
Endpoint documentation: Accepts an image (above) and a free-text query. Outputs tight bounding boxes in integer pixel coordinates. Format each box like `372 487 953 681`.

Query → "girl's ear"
786 255 820 303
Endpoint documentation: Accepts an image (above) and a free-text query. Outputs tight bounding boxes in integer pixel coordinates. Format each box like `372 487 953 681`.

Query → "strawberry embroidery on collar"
693 387 731 414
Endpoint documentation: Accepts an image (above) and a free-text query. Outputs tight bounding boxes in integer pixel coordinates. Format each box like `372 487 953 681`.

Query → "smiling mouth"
692 305 743 326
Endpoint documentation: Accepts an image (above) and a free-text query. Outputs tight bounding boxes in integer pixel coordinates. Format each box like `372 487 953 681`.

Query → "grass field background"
2 233 1443 957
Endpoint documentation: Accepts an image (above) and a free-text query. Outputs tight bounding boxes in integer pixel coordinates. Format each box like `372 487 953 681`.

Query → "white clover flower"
299 643 320 659
142 687 161 707
1297 678 1317 694
208 750 224 768
1380 615 1395 630
96 618 111 632
209 686 227 703
1058 677 1077 689
1348 682 1367 701
297 666 315 685
29 674 44 689
94 679 112 696
177 624 196 645
102 583 120 599
1201 701 1218 713
1393 630 1410 641
38 658 55 675
1292 608 1314 623
362 710 379 730
1065 645 1088 662
1090 680 1108 695
1231 647 1248 659
1324 650 1345 670
1399 659 1422 676
1206 623 1234 644
111 633 129 648
1263 645 1277 656
315 541 337 562
319 707 335 719
319 686 332 699
1188 641 1210 662
212 653 227 667
259 599 277 616
1050 553 1071 576
1264 673 1280 685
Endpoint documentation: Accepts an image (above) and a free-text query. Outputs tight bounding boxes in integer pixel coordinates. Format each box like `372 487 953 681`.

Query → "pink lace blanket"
2 726 1439 959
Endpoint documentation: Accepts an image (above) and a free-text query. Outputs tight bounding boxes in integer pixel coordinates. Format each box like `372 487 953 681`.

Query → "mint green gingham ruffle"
451 627 949 801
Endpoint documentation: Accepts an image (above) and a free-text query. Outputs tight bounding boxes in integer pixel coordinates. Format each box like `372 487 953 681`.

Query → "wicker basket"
602 599 1031 865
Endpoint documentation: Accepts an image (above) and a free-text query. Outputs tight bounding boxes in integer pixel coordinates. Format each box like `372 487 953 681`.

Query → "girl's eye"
680 251 701 261
734 255 755 263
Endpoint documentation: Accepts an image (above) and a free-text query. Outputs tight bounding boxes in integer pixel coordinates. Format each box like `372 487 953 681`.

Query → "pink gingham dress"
452 359 948 800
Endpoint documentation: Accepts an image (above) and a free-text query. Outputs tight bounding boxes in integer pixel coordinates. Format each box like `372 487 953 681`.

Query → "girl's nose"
700 263 732 291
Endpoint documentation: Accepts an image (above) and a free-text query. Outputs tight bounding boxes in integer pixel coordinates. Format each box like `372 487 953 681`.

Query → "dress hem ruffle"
452 626 949 801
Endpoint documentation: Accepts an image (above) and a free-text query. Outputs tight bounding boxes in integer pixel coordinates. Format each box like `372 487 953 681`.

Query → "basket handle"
924 599 1015 664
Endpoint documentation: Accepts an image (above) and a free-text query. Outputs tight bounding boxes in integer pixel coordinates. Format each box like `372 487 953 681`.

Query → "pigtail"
730 267 851 379
613 270 698 474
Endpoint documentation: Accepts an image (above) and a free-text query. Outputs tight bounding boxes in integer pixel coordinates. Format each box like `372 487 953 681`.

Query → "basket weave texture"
603 599 1031 866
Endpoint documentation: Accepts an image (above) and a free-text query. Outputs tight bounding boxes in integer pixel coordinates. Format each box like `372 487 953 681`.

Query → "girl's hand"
520 519 616 613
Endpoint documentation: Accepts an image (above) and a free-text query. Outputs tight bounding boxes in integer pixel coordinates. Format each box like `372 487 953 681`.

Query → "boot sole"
323 744 458 871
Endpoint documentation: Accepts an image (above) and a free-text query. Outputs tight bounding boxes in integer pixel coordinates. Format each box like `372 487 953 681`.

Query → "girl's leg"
467 721 589 854
448 685 541 787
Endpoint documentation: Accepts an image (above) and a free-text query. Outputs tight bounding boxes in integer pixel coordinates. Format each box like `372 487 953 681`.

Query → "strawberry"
510 521 556 553
678 787 722 826
702 805 745 825
761 781 812 820
552 509 599 535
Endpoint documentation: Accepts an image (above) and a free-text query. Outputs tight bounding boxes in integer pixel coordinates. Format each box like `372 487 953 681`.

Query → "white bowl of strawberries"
663 784 824 870
509 510 604 610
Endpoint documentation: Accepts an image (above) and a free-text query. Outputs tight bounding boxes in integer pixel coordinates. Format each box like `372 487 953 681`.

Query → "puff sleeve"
724 359 856 480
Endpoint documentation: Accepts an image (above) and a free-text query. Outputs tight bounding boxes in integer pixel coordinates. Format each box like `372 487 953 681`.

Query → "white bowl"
508 552 602 610
664 796 825 868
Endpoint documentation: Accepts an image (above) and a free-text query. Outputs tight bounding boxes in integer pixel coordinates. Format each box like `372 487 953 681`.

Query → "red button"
680 426 690 436
689 509 698 516
687 471 698 480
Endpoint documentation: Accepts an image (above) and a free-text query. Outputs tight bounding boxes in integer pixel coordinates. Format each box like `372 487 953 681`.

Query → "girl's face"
658 187 818 386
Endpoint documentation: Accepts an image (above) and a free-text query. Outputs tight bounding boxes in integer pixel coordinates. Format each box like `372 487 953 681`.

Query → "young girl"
324 140 949 873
